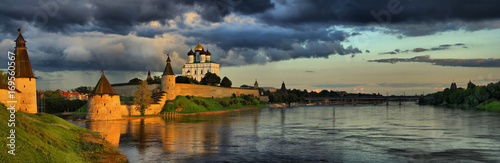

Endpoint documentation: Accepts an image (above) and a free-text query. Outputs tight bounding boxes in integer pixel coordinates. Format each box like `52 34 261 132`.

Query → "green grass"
477 100 500 112
0 103 125 162
160 95 266 114
74 103 87 113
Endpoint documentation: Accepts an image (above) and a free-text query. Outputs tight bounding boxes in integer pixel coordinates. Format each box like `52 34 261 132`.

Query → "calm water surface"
72 103 500 162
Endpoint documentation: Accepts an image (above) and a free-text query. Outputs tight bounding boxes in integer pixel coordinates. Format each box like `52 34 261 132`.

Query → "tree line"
264 89 383 103
419 81 500 108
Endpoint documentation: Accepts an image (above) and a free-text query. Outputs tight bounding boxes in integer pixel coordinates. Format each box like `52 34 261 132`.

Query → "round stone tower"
161 54 176 100
14 28 37 113
87 70 122 120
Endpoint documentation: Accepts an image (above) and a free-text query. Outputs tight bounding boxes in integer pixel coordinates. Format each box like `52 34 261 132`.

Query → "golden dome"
194 40 203 52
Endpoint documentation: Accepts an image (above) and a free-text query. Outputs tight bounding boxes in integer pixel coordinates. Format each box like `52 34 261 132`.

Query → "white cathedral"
182 40 220 81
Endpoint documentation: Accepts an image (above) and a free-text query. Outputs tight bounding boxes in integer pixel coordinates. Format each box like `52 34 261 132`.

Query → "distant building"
260 87 277 93
279 81 288 94
254 80 259 89
146 70 153 82
467 80 476 89
182 40 220 81
59 91 88 100
450 82 457 89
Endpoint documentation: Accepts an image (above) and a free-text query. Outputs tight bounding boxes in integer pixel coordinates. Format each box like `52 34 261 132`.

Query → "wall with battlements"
175 84 259 98
113 84 160 97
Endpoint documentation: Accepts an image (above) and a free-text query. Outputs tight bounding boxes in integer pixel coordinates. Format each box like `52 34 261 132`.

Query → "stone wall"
0 89 21 108
87 94 122 120
113 84 160 97
15 78 37 113
120 92 167 116
175 84 259 98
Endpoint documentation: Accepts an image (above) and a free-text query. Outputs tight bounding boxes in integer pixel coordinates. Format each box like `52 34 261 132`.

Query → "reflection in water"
86 120 122 147
74 104 500 162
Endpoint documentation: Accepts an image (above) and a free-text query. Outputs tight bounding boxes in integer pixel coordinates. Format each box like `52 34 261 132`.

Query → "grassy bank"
477 100 500 112
0 103 126 162
161 95 266 114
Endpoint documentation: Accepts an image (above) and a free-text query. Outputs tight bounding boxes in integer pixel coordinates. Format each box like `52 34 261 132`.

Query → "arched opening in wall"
104 103 106 106
97 110 99 114
110 111 111 113
101 95 103 98
29 78 31 81
24 85 25 88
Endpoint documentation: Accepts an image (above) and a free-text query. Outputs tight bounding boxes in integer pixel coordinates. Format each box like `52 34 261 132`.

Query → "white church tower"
181 40 220 81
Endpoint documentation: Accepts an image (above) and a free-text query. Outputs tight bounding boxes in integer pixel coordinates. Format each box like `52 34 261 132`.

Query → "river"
71 102 500 162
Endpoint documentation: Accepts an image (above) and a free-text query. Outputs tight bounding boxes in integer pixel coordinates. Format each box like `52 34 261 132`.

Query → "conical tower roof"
146 70 153 81
92 70 117 95
163 54 174 75
14 28 35 78
279 81 287 94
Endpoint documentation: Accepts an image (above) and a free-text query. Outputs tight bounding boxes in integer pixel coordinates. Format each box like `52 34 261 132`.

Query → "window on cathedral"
104 103 106 106
201 70 203 74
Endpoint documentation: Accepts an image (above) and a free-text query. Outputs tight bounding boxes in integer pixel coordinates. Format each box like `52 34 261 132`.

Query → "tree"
240 84 250 88
220 76 232 87
129 78 142 84
43 90 65 100
200 72 220 86
73 86 91 94
0 70 7 84
133 80 152 116
153 76 161 83
176 76 190 83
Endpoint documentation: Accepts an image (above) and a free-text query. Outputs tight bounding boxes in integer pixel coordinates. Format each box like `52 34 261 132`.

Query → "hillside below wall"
176 84 259 98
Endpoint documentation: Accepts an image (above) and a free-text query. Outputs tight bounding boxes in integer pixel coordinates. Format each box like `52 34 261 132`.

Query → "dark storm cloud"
369 55 500 68
261 0 500 26
378 43 466 55
0 0 92 35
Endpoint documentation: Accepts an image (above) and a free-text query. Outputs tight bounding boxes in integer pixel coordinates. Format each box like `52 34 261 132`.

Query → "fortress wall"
120 92 167 116
120 103 163 115
0 90 22 107
15 78 37 113
175 84 259 98
86 94 122 120
113 84 160 97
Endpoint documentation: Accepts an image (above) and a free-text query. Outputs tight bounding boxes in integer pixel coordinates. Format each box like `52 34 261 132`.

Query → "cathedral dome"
195 40 203 52
187 49 194 56
206 49 211 56
200 49 206 55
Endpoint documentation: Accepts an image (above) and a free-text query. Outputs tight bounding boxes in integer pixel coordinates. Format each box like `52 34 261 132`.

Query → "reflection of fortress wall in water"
87 41 259 120
86 120 122 147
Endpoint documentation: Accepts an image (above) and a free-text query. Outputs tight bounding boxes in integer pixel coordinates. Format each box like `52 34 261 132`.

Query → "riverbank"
0 103 127 162
477 100 500 112
161 95 266 114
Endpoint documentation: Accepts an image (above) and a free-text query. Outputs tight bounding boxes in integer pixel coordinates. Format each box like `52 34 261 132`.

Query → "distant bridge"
304 96 427 105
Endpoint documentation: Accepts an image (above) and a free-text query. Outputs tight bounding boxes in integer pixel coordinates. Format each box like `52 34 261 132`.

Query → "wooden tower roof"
92 70 117 95
14 28 35 78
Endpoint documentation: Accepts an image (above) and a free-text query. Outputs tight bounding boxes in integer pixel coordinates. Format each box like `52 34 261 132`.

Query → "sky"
1 0 500 95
